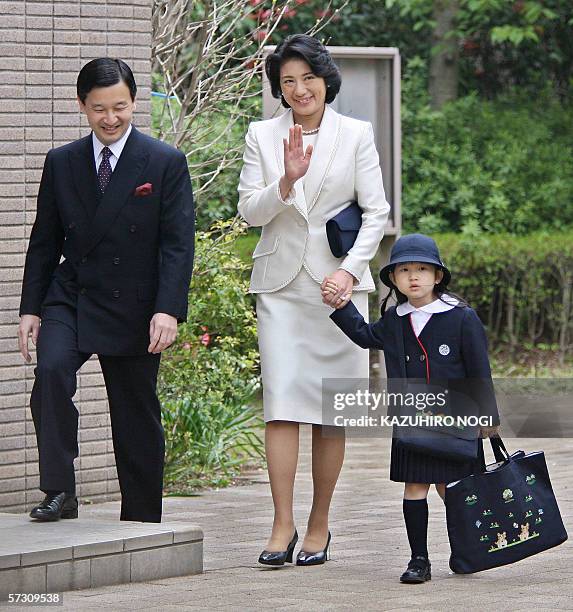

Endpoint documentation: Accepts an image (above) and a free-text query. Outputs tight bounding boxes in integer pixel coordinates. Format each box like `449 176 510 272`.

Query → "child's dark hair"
379 267 468 316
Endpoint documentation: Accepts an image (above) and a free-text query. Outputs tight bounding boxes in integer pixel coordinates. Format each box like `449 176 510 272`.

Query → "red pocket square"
134 183 153 197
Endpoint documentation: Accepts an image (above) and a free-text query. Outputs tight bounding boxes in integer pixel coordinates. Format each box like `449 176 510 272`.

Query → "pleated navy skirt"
389 437 484 484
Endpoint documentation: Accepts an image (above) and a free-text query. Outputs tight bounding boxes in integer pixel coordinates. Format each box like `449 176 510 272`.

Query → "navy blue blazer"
331 301 500 424
19 127 195 356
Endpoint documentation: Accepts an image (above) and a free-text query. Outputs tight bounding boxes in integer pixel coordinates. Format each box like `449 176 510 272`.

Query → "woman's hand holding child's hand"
321 270 355 309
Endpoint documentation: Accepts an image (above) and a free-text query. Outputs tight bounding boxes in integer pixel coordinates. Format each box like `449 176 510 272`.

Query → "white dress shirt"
396 293 459 337
93 124 132 172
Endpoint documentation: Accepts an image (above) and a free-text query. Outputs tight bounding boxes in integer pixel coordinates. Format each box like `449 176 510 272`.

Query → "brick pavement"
19 432 573 611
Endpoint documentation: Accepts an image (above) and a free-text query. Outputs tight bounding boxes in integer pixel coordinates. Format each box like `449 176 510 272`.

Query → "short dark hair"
77 58 137 103
265 34 341 108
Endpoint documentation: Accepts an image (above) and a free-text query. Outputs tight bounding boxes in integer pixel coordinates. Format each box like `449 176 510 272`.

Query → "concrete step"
0 513 202 598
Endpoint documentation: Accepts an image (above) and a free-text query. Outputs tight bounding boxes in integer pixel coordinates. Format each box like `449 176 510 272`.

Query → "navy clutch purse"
326 201 362 258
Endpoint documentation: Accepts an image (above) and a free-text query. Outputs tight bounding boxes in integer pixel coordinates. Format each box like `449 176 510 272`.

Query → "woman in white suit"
238 34 390 566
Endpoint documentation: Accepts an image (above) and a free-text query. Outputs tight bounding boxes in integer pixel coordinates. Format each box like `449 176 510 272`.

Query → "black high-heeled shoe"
296 531 331 566
258 530 298 566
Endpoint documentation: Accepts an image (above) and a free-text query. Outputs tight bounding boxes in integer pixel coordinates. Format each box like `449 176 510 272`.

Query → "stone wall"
0 0 152 512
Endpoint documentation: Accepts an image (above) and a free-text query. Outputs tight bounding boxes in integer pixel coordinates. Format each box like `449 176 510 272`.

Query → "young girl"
322 233 500 583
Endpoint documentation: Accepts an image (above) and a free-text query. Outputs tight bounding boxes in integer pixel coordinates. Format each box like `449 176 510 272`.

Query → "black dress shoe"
296 531 331 566
400 555 431 583
29 492 78 521
258 530 298 566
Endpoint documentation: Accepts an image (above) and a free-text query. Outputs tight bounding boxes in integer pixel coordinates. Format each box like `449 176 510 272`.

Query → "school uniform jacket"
237 105 390 292
331 301 500 424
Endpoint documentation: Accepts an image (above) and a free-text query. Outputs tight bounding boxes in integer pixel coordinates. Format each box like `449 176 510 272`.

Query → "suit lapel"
69 135 99 221
272 109 308 221
303 105 342 212
81 127 149 257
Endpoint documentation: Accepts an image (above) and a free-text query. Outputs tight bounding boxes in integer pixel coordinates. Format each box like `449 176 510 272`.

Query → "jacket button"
112 290 120 298
419 354 426 361
405 355 410 362
80 256 87 264
68 222 76 229
129 225 137 233
113 257 120 265
80 287 86 295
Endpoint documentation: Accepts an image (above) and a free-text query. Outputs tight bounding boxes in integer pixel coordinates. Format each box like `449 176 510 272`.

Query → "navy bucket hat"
379 234 451 288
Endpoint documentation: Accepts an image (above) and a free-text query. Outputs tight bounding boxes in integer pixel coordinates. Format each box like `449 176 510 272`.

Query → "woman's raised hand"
283 124 313 184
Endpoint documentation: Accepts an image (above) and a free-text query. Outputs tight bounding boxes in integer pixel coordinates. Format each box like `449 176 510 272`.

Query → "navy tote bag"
446 438 568 574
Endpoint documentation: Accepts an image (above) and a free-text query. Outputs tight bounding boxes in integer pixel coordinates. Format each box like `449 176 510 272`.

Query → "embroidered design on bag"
475 520 482 528
489 521 500 529
518 523 530 541
493 532 507 549
502 488 514 503
482 509 493 516
480 534 490 542
508 512 514 518
524 494 533 502
525 509 534 518
526 473 536 485
465 494 478 506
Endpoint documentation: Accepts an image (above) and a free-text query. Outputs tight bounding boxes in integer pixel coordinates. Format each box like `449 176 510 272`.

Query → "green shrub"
435 230 573 363
159 219 263 490
402 60 573 235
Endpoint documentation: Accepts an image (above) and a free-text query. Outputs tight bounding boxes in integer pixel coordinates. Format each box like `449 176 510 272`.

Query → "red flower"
295 0 309 4
315 8 332 18
249 0 263 5
182 342 191 350
200 333 211 347
252 29 268 41
283 7 297 18
200 325 208 331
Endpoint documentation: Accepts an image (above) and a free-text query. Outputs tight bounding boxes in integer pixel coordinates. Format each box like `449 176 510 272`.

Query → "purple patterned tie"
97 146 113 193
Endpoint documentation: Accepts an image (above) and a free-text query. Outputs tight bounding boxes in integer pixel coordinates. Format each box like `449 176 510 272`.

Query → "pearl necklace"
302 126 320 135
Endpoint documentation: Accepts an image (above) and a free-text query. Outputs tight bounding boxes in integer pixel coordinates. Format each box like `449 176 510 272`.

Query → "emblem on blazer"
439 344 450 355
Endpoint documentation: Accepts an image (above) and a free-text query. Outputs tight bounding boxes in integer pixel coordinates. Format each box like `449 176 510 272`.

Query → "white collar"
396 294 459 316
92 123 132 162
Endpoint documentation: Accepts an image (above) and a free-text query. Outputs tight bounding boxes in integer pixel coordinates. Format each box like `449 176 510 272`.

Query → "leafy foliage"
401 58 573 235
159 219 263 490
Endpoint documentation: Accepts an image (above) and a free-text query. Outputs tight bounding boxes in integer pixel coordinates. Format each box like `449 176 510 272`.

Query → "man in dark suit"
17 58 194 523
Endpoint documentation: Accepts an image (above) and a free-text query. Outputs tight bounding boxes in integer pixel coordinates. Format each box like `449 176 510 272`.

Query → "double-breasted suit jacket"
238 105 390 292
19 127 195 355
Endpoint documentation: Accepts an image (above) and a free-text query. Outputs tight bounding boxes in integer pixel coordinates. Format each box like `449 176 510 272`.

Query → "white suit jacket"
237 105 390 293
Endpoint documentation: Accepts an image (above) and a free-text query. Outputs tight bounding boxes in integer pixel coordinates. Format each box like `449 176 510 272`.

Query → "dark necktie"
97 146 113 193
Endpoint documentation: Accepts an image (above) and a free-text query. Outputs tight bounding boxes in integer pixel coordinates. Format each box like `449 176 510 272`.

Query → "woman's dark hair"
77 58 137 103
265 34 341 108
379 265 468 317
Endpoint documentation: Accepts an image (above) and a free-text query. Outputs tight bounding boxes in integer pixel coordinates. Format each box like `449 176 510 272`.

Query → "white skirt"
256 267 370 425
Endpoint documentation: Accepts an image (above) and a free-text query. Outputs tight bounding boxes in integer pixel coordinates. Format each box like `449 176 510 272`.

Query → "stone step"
0 513 202 598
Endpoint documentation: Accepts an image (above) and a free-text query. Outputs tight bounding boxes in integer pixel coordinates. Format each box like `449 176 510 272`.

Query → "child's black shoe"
399 555 431 583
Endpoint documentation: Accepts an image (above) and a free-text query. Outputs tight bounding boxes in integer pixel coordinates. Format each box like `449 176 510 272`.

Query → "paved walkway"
13 433 573 611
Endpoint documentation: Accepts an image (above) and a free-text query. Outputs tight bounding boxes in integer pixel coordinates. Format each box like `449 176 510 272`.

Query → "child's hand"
321 276 350 309
480 425 500 438
321 272 353 309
